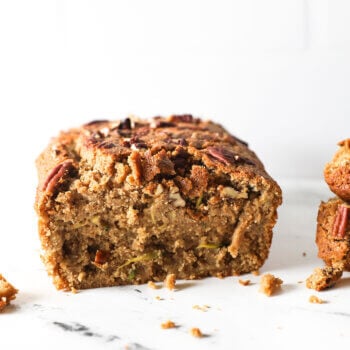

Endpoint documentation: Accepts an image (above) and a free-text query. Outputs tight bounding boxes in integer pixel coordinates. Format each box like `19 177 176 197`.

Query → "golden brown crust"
324 139 350 201
35 115 282 290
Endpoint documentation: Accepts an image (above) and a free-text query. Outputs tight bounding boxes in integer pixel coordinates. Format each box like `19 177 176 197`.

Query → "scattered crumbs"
147 281 158 289
0 274 18 312
155 296 164 301
192 305 210 312
297 281 303 284
302 252 307 257
259 273 283 296
238 279 251 286
134 289 142 293
161 320 176 329
252 270 260 276
190 327 203 338
306 266 343 291
309 295 325 304
164 274 176 290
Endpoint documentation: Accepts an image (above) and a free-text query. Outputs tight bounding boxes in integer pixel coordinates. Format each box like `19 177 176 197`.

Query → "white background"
1 0 350 183
1 1 350 349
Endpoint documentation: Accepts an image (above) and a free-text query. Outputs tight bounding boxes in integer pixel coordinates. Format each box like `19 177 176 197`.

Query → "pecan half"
153 121 176 128
130 136 147 149
332 205 350 238
97 141 116 149
118 118 132 130
42 160 74 193
207 147 254 166
94 250 110 265
169 114 193 123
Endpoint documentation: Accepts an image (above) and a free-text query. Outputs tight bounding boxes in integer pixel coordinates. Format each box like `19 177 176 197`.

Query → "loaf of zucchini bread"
35 115 282 289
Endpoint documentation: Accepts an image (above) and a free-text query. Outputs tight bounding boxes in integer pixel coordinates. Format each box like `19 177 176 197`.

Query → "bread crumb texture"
161 320 176 329
164 273 176 290
192 304 210 312
309 295 325 304
0 274 18 312
238 279 251 286
259 273 283 296
190 327 203 338
306 266 343 291
147 281 158 289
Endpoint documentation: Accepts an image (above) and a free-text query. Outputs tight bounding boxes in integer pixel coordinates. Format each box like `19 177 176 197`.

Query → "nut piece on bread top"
35 115 282 290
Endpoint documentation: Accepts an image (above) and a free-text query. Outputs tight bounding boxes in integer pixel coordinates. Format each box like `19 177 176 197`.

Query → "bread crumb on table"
259 273 283 296
309 295 325 304
252 270 260 276
161 320 176 329
306 266 343 291
164 274 176 290
147 281 158 289
0 274 18 312
192 304 210 312
238 279 251 286
190 327 203 338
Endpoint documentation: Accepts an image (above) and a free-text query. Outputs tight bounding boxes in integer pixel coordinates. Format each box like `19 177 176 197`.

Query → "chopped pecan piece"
207 147 254 166
332 205 350 238
118 117 132 130
42 160 74 193
130 136 147 149
154 121 176 128
169 114 193 123
97 141 116 149
177 138 188 146
94 250 110 265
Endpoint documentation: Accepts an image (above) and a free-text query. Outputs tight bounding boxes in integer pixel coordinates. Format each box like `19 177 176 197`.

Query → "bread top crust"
324 139 350 201
35 115 282 208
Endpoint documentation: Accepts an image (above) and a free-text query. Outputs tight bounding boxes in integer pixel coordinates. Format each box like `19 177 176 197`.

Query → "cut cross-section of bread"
35 115 282 290
316 197 350 270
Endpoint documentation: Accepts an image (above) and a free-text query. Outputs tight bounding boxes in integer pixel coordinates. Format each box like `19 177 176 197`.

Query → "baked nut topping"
42 160 74 193
35 115 282 290
332 205 349 238
207 146 254 166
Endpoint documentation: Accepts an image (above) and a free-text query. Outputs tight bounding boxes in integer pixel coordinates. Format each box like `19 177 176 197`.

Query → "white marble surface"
1 179 350 350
